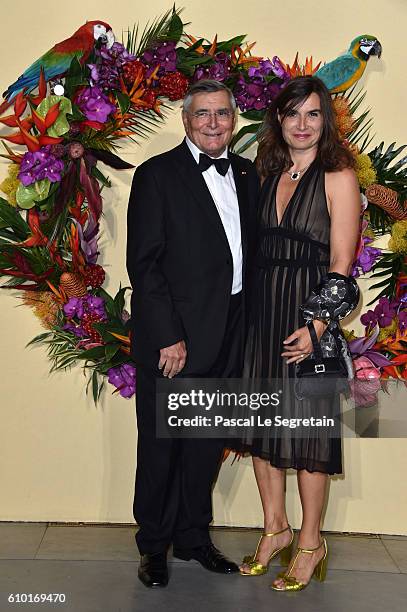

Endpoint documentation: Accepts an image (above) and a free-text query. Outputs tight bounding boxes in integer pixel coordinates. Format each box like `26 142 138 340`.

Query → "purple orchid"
234 75 281 111
361 297 397 329
108 363 136 398
88 42 136 90
194 52 231 82
209 52 231 81
63 321 86 337
40 159 64 182
88 42 136 91
85 97 115 122
374 297 397 328
19 146 64 186
232 56 288 111
360 309 378 328
18 171 36 187
88 63 119 90
85 295 106 318
270 56 290 81
76 87 116 123
248 58 275 79
352 243 382 277
141 41 177 77
99 42 135 65
398 310 407 332
63 294 107 323
20 151 37 172
193 65 208 81
63 297 85 319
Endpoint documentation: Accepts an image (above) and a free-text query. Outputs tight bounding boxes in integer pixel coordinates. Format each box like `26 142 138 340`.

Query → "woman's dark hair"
256 76 355 177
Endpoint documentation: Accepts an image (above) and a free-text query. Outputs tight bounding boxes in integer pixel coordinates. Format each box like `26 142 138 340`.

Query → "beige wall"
1 0 406 532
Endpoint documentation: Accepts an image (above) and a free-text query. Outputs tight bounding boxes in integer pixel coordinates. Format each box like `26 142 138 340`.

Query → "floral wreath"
0 8 405 404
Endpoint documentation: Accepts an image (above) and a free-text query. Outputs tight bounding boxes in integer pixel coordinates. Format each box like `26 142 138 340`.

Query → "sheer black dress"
239 159 358 475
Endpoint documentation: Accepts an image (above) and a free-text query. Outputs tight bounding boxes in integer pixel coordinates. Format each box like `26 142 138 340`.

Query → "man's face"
182 91 236 158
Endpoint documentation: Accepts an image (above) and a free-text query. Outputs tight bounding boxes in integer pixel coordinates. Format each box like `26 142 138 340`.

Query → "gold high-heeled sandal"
271 537 328 591
240 526 294 576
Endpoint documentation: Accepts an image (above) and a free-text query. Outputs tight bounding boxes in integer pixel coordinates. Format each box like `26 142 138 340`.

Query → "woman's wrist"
312 319 328 340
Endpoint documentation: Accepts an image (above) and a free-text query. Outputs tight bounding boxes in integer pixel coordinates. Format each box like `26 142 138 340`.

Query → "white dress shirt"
185 137 242 294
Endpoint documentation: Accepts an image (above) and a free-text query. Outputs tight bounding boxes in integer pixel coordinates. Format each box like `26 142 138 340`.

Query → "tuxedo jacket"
126 139 259 375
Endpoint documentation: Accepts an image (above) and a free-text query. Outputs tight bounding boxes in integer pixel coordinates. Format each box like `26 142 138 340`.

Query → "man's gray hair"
183 79 237 112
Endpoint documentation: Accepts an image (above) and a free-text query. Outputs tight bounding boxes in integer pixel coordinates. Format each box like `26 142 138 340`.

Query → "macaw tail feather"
3 51 78 100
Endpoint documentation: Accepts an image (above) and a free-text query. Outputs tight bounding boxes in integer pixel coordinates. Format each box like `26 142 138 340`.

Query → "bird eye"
360 38 367 44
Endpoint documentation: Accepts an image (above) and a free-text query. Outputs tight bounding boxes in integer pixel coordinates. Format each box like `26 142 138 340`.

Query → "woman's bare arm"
325 167 361 275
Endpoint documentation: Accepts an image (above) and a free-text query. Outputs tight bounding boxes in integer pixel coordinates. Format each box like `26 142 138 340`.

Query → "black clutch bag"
295 321 349 400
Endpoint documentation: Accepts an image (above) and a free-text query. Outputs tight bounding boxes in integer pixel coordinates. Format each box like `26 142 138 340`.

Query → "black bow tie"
198 153 230 176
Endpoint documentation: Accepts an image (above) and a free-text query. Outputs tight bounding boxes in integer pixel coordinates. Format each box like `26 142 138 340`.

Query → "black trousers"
134 293 242 554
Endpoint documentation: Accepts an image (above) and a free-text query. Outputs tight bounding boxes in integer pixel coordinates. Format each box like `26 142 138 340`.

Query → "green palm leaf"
124 7 184 57
368 142 407 199
27 329 83 372
367 252 407 304
368 203 393 235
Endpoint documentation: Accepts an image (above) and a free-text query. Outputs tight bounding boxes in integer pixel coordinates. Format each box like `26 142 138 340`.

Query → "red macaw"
2 21 115 102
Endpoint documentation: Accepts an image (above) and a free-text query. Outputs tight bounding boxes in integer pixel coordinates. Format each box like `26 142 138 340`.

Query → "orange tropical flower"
0 71 58 151
184 34 206 54
230 42 262 67
281 53 321 77
377 328 407 353
117 64 162 117
0 99 63 152
332 97 356 140
109 331 131 354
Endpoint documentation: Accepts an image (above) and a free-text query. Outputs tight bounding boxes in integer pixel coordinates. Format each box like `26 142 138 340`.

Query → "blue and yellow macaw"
2 21 115 102
315 35 382 93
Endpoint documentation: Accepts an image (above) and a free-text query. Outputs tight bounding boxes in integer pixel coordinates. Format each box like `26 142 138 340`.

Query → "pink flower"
354 356 381 381
350 356 382 407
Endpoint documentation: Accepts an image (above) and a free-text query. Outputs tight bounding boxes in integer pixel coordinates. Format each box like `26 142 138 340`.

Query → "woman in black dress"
239 77 360 590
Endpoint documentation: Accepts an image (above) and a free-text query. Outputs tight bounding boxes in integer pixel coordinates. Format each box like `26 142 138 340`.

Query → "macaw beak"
372 40 382 58
105 29 115 49
96 29 115 49
361 39 382 58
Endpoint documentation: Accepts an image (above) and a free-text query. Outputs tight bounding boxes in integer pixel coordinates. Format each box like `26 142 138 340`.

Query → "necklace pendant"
290 171 301 181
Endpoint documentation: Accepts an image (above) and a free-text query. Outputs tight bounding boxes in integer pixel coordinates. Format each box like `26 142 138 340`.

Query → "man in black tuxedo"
127 80 258 587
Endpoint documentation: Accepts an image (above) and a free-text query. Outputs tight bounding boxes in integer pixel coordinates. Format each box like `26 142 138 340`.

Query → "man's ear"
277 112 282 125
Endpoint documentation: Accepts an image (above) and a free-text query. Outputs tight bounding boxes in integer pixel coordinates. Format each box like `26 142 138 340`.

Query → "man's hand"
159 341 187 378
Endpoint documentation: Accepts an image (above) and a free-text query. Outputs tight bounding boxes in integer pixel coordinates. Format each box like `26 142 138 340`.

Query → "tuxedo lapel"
172 142 231 251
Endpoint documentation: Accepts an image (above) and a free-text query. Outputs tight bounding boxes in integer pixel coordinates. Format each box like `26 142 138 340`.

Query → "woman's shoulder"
325 165 358 183
325 165 359 194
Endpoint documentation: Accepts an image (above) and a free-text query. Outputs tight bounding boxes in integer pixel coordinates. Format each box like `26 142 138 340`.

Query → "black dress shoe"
138 552 168 588
173 543 239 574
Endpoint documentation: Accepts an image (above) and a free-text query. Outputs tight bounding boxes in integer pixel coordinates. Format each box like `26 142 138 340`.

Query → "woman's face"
279 92 324 153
